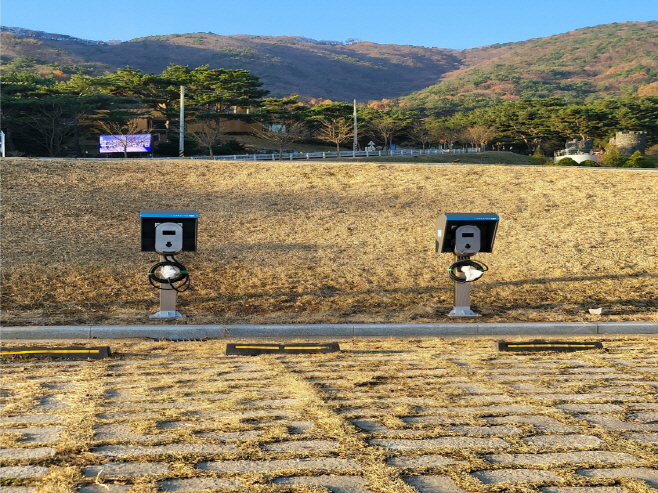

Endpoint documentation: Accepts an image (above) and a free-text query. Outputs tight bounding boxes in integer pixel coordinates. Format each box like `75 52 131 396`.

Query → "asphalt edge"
1 322 657 340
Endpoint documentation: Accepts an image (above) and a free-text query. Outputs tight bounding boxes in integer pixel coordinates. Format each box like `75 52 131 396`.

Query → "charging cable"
448 258 488 283
148 255 190 292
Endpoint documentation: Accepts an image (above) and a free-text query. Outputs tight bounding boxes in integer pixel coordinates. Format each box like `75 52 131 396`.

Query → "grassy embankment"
1 157 657 327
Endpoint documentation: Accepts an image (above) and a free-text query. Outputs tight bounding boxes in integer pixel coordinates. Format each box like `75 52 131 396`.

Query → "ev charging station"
435 213 499 316
140 209 198 318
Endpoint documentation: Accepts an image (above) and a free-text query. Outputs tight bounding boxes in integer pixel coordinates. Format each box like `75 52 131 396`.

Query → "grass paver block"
477 368 558 374
0 426 63 443
404 475 468 492
628 411 658 422
273 475 370 493
197 458 362 472
352 419 424 435
486 451 638 466
556 404 625 413
30 396 69 412
263 439 340 451
83 462 170 477
485 415 577 433
540 487 629 492
418 405 536 415
534 393 634 402
456 395 513 404
621 432 658 443
446 425 523 435
473 469 562 483
628 403 658 410
592 385 644 393
487 374 549 381
158 478 243 491
289 420 314 434
556 374 641 380
79 486 131 493
92 424 170 442
0 447 56 459
387 455 466 467
0 466 50 478
370 437 511 450
196 430 265 441
577 468 658 489
0 415 63 424
446 383 500 394
0 487 35 493
521 434 602 448
193 409 295 419
509 383 560 393
91 444 239 457
576 414 658 431
97 411 160 420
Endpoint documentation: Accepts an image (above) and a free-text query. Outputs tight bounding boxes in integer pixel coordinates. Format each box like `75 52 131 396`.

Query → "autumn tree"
411 119 434 149
462 125 494 151
187 117 228 157
252 96 309 158
316 118 354 155
430 122 462 150
360 108 412 149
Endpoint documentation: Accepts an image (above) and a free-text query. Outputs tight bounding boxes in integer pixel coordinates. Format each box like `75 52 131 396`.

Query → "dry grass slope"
1 158 657 327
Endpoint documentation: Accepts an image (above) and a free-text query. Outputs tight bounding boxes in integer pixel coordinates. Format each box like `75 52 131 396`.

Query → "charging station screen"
99 134 151 153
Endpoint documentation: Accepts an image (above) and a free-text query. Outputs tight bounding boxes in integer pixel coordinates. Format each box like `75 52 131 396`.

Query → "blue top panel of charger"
444 213 498 221
140 209 198 218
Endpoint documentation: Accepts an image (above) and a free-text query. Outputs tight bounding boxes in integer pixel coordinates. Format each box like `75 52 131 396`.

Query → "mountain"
401 21 658 113
0 27 461 101
2 22 657 105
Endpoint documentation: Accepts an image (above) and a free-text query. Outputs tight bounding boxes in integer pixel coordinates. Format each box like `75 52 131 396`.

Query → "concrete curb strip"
1 322 657 340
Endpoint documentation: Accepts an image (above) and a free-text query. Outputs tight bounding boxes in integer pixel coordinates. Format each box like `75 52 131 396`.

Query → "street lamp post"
353 99 358 151
179 86 185 157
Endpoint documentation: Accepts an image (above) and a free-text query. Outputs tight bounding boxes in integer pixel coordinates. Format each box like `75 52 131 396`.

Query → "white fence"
189 147 481 161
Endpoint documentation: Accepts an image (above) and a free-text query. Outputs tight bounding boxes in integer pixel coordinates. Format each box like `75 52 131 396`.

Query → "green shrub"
600 144 626 167
556 157 578 166
212 139 245 156
154 136 199 157
579 159 600 167
622 151 655 168
530 149 551 165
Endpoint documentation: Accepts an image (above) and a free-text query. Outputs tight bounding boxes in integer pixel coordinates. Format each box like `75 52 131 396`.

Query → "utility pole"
179 86 185 157
0 131 5 158
353 99 358 151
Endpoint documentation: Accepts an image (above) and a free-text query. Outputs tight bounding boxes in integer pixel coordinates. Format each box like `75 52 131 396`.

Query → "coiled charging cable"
147 255 190 292
448 257 488 283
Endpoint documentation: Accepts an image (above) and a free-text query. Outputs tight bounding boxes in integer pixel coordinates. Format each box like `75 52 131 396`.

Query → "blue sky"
2 0 657 49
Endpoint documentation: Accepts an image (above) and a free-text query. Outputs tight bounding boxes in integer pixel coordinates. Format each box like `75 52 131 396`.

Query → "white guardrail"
188 148 481 161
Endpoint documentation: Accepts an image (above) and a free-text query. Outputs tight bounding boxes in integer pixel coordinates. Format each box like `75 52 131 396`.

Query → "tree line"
1 63 657 158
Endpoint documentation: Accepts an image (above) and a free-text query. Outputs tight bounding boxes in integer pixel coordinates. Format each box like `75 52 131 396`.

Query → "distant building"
609 131 647 155
554 139 601 163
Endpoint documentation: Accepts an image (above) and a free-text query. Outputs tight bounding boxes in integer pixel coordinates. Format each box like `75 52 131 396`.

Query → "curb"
1 322 657 340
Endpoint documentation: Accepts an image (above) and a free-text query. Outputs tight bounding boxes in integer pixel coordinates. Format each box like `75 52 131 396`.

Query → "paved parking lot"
1 336 657 493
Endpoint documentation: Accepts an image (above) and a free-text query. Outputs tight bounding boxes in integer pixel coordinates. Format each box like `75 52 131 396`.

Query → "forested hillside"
0 30 461 101
402 22 658 115
2 22 657 105
2 23 658 159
